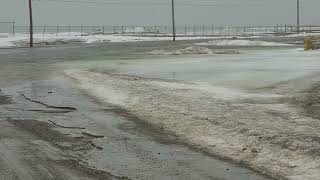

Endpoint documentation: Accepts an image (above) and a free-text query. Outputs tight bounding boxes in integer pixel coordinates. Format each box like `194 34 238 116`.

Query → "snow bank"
65 69 320 180
148 46 213 55
196 39 292 46
147 46 240 55
0 32 293 48
0 33 229 48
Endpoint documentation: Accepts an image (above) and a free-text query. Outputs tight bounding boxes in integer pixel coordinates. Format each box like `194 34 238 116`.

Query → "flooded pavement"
0 41 278 180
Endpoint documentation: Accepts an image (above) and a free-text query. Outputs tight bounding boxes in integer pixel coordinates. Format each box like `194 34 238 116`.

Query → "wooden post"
102 26 105 35
68 25 71 36
80 25 83 36
29 0 33 47
113 26 116 35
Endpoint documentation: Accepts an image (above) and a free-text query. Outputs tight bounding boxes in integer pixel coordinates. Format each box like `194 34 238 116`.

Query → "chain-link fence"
0 21 15 35
1 22 320 39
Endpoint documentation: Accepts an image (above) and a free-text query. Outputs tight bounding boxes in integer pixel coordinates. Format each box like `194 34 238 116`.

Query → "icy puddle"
65 69 320 180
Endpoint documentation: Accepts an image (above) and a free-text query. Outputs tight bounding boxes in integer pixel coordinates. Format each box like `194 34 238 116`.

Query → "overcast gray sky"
1 0 319 26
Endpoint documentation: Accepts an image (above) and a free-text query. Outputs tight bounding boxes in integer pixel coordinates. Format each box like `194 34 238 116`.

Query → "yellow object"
304 38 315 51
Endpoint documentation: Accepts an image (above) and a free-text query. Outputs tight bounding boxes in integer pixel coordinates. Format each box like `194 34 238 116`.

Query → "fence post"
113 26 116 35
310 25 312 33
265 27 268 39
284 24 287 34
165 26 167 37
121 26 124 35
42 25 46 37
80 25 83 36
68 25 71 36
201 26 204 36
243 27 246 37
193 26 196 37
56 25 59 36
219 26 222 37
12 20 15 36
211 26 214 36
251 26 254 36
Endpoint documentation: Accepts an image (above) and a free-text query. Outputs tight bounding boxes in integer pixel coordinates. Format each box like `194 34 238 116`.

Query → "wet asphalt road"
0 42 271 180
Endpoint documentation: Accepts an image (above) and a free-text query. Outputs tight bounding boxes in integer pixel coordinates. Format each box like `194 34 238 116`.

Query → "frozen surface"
65 69 320 180
61 48 320 90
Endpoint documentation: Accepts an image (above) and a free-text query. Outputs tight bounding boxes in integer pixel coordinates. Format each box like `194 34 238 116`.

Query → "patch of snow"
196 39 292 46
147 46 240 55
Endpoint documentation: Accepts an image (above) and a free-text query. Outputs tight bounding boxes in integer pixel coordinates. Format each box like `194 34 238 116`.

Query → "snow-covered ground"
0 31 314 48
195 39 293 46
147 46 240 55
0 32 227 48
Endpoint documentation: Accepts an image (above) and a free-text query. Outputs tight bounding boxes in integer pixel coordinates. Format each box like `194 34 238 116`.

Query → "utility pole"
171 0 176 41
29 0 33 47
297 0 300 34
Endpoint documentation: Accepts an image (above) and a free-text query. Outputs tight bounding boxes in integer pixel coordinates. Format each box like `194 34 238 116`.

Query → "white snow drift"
196 39 292 46
147 46 240 55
